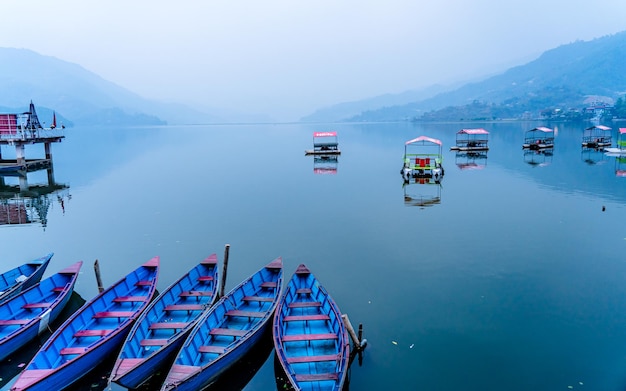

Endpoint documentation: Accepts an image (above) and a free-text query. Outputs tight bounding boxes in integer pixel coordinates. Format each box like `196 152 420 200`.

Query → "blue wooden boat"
0 254 52 304
110 254 219 389
0 261 82 362
272 264 350 391
9 257 159 391
160 257 283 391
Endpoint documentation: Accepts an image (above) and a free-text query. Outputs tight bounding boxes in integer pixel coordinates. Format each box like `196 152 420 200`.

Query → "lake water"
1 121 626 391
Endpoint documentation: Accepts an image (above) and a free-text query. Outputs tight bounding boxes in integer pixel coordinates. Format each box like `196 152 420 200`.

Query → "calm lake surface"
2 121 626 390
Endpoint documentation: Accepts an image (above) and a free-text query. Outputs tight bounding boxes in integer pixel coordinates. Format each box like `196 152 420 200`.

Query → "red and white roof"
313 131 337 137
458 128 489 135
405 135 442 146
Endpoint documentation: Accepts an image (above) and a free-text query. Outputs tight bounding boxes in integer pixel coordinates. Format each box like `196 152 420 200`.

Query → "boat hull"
273 264 350 391
0 254 52 304
161 258 283 391
111 255 219 389
10 257 159 391
0 262 81 362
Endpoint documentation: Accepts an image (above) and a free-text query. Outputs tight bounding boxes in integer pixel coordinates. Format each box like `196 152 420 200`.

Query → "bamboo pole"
218 244 230 298
341 314 362 351
93 259 104 293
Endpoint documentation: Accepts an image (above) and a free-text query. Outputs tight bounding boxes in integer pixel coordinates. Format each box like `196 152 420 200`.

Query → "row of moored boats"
0 253 351 391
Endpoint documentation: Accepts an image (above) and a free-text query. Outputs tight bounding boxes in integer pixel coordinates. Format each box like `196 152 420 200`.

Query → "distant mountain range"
0 48 272 126
2 30 625 126
301 30 626 122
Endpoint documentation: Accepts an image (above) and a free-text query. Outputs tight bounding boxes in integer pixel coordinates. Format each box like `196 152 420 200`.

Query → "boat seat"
260 281 278 288
93 311 135 319
225 310 265 318
283 314 330 322
164 304 204 311
140 338 169 346
51 287 65 292
198 345 226 354
0 319 31 326
74 329 112 337
134 280 152 287
22 302 52 309
197 276 214 282
242 296 274 302
209 328 247 337
295 288 312 295
60 347 88 355
179 291 213 298
287 301 321 308
282 333 338 342
113 296 147 303
295 373 339 382
149 322 189 330
287 354 339 363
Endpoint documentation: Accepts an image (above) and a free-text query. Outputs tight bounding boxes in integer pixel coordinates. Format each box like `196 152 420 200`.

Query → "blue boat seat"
149 322 189 330
22 302 52 309
113 296 147 303
287 354 339 363
140 338 168 346
198 345 226 354
209 328 247 337
295 373 339 382
225 310 265 318
287 301 321 308
283 314 330 322
242 296 274 302
282 333 338 342
0 319 30 326
60 347 88 355
164 304 204 311
74 329 112 337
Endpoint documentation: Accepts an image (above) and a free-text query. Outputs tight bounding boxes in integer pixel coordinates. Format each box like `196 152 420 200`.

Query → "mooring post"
358 323 363 342
341 314 362 351
218 244 230 298
94 259 104 293
15 143 25 165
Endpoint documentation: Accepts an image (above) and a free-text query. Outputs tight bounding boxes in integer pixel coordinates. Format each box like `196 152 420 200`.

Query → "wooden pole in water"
94 259 104 293
342 314 362 351
218 244 230 298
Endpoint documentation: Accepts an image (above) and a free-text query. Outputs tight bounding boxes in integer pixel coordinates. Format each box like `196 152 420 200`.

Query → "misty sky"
1 1 625 121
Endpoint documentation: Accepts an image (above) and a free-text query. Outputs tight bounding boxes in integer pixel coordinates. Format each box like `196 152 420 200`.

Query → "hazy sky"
1 1 625 120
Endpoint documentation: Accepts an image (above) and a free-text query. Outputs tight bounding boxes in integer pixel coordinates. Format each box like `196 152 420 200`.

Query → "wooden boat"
0 253 53 304
10 257 159 391
272 264 350 391
450 128 489 152
0 261 82 362
522 127 554 150
160 258 283 391
582 125 612 149
401 136 444 182
110 254 220 389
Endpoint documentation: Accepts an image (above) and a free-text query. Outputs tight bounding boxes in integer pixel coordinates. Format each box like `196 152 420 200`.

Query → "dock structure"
0 101 65 175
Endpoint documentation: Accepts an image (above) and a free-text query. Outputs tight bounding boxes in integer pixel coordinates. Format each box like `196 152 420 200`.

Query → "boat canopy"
528 127 553 133
313 131 337 138
619 128 626 134
458 128 489 135
405 136 442 146
585 125 611 131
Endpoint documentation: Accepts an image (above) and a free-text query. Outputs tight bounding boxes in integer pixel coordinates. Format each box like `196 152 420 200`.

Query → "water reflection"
580 147 608 165
455 151 488 170
313 155 338 175
0 168 69 229
523 149 553 167
615 155 626 177
402 178 442 207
